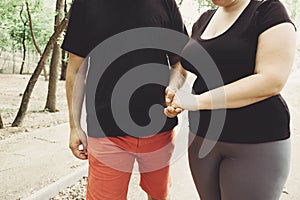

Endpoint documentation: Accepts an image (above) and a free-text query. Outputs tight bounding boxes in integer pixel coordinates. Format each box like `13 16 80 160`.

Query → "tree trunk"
60 49 67 80
60 0 68 81
25 0 48 80
0 113 3 129
45 46 60 112
1 53 9 72
19 5 27 75
45 0 65 112
12 11 70 127
12 49 16 74
20 28 26 74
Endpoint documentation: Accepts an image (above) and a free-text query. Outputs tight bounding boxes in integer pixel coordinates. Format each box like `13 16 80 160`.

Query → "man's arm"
66 53 88 160
164 61 187 118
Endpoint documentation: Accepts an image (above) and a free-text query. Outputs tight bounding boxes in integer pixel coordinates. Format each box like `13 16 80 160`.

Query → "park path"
0 124 86 200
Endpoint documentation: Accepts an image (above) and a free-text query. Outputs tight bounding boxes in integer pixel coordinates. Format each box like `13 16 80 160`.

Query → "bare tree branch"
25 0 48 80
19 4 27 74
25 0 42 56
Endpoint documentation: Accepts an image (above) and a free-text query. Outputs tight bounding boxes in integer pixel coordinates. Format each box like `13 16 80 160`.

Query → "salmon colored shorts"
86 130 175 200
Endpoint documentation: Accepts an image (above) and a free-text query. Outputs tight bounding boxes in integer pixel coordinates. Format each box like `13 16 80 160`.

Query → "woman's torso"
182 0 292 143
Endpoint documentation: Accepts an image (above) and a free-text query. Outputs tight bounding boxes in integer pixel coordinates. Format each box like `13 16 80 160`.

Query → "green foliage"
197 0 217 11
281 0 297 21
0 0 53 52
175 0 216 10
0 0 20 50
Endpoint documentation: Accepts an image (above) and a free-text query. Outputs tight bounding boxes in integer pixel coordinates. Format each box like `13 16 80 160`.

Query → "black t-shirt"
62 0 187 138
182 0 296 143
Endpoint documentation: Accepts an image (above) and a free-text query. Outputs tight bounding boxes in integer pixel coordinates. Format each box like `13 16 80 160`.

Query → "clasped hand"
164 87 199 118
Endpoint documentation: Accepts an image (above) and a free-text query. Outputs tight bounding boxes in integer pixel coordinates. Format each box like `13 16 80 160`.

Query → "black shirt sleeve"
61 0 88 58
165 0 187 34
165 0 188 65
256 0 296 35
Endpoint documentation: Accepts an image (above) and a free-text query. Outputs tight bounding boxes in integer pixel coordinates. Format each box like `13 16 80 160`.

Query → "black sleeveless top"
182 0 296 143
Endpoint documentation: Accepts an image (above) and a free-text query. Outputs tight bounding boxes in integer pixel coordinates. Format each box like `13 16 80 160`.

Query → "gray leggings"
188 134 291 200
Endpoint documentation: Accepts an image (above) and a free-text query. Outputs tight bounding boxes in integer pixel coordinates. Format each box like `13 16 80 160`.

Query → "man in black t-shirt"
62 0 187 199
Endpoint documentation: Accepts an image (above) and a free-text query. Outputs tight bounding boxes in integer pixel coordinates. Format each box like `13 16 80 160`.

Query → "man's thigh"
137 130 175 199
87 137 135 200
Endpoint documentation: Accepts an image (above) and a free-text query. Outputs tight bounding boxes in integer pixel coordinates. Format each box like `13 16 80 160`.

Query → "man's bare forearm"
66 53 86 130
168 61 187 91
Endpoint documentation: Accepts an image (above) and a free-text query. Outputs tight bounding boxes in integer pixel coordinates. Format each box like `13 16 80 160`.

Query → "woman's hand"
171 90 200 111
164 87 201 118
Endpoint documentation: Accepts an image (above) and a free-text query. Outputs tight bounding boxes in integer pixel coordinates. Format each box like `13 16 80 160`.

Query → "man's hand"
165 86 176 107
164 86 183 118
164 106 183 118
69 128 88 160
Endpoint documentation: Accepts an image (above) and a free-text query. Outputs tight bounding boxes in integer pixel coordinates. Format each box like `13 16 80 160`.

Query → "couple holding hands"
63 0 296 199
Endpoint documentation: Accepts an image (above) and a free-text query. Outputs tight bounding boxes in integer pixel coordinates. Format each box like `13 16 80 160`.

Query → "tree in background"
283 0 298 20
0 0 53 74
0 113 3 129
176 0 184 6
12 11 70 127
197 0 217 11
60 0 68 81
3 1 31 74
25 0 48 80
19 4 28 74
45 0 65 112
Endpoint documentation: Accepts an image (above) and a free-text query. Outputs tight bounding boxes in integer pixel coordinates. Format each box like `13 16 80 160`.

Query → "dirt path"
0 74 69 139
0 124 86 200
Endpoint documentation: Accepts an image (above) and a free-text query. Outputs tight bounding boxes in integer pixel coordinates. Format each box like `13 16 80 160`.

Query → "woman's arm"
172 23 296 111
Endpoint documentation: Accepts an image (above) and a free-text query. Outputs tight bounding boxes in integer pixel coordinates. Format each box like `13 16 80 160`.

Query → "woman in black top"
165 0 296 199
